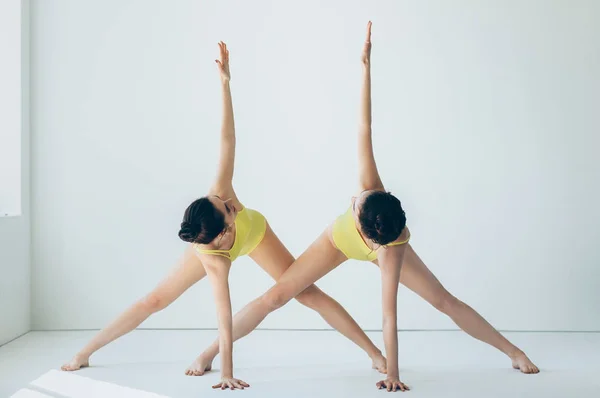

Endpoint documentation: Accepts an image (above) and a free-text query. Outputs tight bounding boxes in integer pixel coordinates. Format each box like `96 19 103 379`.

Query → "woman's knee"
262 286 293 311
431 291 461 315
140 292 169 313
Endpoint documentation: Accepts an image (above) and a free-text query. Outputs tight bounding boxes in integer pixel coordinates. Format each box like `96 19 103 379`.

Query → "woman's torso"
194 206 267 262
329 205 410 262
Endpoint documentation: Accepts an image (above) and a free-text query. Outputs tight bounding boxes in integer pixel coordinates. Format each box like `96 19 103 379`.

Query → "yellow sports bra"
332 206 410 262
195 207 266 262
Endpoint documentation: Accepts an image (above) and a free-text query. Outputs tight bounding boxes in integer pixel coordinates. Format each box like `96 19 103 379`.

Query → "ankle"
76 351 91 360
507 348 524 359
369 348 384 360
200 349 217 362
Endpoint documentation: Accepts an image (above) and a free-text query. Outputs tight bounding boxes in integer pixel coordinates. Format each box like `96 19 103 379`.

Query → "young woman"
61 41 388 390
192 22 539 392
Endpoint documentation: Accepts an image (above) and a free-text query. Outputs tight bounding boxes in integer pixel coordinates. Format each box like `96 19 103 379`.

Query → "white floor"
1 330 599 397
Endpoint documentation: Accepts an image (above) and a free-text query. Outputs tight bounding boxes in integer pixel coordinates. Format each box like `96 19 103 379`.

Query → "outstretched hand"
361 21 372 66
215 41 231 82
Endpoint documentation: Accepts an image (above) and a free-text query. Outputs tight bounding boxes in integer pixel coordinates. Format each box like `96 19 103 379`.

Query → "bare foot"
371 352 387 374
511 352 540 374
185 354 213 376
61 354 90 371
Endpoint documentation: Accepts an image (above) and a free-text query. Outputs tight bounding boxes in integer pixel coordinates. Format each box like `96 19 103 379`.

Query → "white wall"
31 0 600 331
0 0 31 345
0 0 22 217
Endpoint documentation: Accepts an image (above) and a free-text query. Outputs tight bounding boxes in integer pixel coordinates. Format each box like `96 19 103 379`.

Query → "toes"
184 362 211 376
522 365 537 374
530 364 540 374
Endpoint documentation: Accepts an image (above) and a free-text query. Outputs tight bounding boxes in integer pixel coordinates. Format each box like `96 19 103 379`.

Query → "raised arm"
211 42 236 193
376 245 410 392
203 256 249 390
358 21 384 192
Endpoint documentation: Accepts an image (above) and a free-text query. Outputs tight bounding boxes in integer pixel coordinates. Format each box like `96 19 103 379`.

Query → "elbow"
222 135 236 144
218 327 233 345
382 313 397 328
359 126 372 135
219 334 233 344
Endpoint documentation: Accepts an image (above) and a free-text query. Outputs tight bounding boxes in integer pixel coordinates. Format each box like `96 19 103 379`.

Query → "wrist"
387 371 400 379
221 79 230 86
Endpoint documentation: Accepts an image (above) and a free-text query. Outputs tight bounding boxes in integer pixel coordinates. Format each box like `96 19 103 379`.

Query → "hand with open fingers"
215 41 231 82
361 21 372 65
376 376 410 392
212 377 250 390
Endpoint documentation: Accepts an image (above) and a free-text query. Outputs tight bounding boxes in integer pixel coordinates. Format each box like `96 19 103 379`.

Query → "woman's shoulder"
208 185 243 209
192 240 219 252
389 226 411 246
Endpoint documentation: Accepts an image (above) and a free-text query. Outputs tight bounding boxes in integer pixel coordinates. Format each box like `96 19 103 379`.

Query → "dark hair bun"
359 191 406 246
178 221 199 243
178 197 226 244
